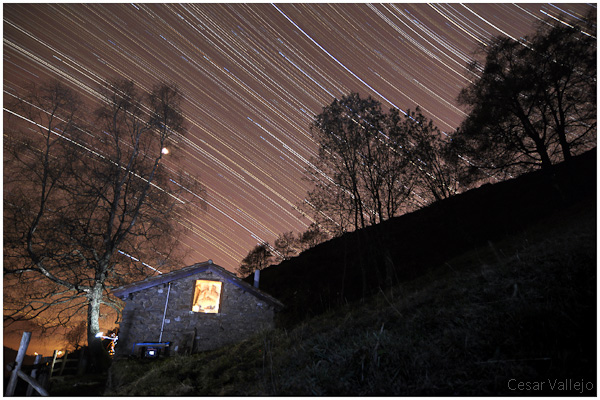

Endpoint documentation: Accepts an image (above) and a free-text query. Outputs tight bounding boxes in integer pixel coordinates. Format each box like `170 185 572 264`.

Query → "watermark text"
508 378 594 394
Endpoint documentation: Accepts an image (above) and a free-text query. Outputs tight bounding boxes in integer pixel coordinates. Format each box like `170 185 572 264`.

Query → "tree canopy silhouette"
305 93 458 234
455 13 596 178
237 242 273 277
4 79 201 349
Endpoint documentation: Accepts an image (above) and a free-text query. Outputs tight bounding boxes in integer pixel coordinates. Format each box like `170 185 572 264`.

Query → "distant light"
161 147 169 155
96 332 103 338
34 352 38 356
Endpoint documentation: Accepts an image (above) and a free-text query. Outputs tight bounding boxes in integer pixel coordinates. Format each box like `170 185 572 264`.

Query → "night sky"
3 4 594 339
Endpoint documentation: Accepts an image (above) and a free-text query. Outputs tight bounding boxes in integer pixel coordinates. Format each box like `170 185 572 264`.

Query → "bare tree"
456 13 596 178
307 93 416 232
309 93 370 230
397 107 461 203
273 231 299 263
3 79 199 352
307 93 457 232
304 174 357 236
64 320 87 351
297 223 329 252
237 243 273 277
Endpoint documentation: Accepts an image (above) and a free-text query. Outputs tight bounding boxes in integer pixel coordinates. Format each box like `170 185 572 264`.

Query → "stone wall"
116 269 276 356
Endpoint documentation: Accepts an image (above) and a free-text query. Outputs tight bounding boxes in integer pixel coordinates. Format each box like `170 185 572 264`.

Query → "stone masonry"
113 261 283 357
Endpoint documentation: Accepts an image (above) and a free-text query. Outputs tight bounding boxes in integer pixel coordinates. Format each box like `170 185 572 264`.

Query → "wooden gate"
5 332 49 396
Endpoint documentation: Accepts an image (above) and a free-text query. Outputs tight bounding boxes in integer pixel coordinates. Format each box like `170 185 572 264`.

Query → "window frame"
191 279 223 314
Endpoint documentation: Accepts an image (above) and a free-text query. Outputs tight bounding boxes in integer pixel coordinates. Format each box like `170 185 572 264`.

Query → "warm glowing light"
34 352 38 356
4 2 592 287
192 280 222 313
57 350 64 357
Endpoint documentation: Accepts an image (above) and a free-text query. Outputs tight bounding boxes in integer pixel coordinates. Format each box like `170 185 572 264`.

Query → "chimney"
253 269 260 288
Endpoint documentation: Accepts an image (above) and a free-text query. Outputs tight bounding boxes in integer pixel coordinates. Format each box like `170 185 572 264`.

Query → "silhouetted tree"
297 223 329 251
306 93 415 232
273 231 299 263
237 242 273 277
456 13 596 178
306 93 460 232
304 176 357 236
268 223 331 266
4 79 200 351
64 320 87 351
398 107 461 203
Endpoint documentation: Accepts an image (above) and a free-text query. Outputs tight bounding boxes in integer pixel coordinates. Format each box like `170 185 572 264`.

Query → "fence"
5 332 87 397
5 332 49 396
48 348 86 377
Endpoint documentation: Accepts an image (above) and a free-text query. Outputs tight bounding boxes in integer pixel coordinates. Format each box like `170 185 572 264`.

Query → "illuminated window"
192 280 222 313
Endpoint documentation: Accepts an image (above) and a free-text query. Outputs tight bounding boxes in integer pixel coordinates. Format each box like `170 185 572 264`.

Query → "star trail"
4 3 595 273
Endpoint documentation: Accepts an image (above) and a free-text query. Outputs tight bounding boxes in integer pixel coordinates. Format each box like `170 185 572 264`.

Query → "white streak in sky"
272 3 407 115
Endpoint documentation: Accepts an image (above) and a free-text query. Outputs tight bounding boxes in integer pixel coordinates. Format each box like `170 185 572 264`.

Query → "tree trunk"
86 284 109 373
556 125 572 165
536 141 554 172
87 284 102 345
513 99 554 172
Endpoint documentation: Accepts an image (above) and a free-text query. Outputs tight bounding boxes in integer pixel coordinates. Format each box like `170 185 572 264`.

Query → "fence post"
37 357 51 394
58 350 69 376
49 350 58 377
5 331 32 396
25 354 43 396
16 370 49 396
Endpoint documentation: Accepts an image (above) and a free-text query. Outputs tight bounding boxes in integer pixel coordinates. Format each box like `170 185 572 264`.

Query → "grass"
47 373 108 396
105 196 596 396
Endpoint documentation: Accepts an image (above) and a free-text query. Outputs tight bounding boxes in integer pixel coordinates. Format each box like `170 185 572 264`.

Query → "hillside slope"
107 190 595 395
250 149 596 326
107 150 596 396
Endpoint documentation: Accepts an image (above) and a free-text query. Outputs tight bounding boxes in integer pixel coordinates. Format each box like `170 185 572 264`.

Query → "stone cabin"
112 260 283 357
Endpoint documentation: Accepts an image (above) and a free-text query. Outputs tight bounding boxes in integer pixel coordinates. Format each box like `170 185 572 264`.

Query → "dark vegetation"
107 149 596 396
3 79 201 358
47 373 107 397
238 12 596 274
457 11 596 177
250 149 596 327
4 10 595 396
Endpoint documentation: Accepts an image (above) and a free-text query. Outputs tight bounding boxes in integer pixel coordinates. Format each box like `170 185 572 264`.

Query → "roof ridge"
111 260 283 310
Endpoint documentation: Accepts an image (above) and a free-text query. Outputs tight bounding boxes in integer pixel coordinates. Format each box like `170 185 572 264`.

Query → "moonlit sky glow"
4 3 595 273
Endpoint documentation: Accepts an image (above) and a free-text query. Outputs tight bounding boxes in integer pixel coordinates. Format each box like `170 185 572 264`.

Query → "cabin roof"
111 260 283 310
